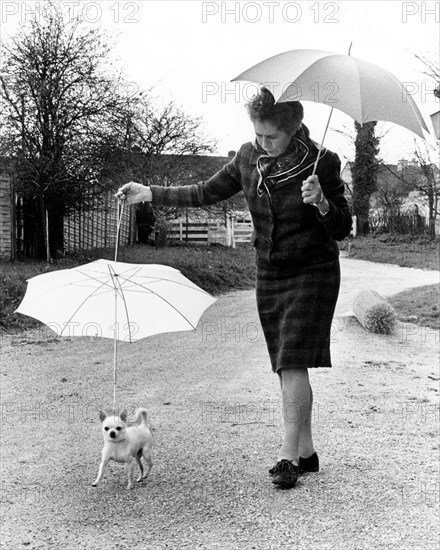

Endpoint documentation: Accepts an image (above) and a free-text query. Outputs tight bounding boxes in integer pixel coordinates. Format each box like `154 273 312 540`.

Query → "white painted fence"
168 214 253 247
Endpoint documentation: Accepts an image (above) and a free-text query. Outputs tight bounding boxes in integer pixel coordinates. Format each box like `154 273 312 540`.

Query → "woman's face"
253 119 297 157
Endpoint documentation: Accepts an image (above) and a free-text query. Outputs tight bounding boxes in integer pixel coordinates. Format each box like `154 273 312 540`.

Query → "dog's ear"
119 409 128 422
98 410 107 423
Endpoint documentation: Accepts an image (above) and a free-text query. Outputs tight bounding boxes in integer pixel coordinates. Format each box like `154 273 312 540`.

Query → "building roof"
148 153 233 184
341 159 439 197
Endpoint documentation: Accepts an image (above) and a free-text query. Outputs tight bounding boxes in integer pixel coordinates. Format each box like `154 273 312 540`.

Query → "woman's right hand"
114 182 152 205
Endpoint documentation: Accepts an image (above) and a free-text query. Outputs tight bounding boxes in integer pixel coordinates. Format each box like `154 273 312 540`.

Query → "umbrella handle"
115 199 125 262
312 106 334 177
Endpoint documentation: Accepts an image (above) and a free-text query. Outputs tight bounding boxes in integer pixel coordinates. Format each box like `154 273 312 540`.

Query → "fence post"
351 215 357 237
226 214 232 247
226 213 236 248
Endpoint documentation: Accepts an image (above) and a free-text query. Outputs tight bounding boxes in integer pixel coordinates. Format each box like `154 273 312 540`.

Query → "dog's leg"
92 457 109 487
135 449 144 483
126 457 136 489
141 446 153 480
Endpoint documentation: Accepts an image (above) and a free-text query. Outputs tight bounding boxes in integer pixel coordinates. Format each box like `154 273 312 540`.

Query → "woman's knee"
279 367 310 388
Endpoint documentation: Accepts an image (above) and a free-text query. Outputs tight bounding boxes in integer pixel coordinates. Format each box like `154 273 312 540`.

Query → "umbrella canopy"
232 49 429 139
16 259 216 343
431 111 440 140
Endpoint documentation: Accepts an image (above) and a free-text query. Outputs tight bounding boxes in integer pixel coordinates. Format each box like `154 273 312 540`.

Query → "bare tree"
413 144 439 237
413 52 440 90
412 52 440 237
0 1 134 258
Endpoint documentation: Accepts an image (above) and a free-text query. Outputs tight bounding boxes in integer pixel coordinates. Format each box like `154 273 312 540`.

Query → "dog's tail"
135 407 149 426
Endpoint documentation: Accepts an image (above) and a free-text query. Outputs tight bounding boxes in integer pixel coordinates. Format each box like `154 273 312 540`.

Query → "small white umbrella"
232 48 429 173
15 260 216 342
16 202 216 407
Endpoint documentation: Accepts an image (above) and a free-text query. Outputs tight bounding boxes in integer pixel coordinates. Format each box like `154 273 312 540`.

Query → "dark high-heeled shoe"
298 452 319 473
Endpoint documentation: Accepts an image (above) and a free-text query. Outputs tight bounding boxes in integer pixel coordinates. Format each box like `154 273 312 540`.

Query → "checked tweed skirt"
256 259 340 372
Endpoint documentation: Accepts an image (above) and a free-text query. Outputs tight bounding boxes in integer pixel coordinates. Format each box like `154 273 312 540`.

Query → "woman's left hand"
301 175 323 205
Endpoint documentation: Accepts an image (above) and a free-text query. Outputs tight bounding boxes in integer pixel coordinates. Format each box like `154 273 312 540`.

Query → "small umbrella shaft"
113 341 117 409
312 107 334 177
113 200 124 408
113 284 118 410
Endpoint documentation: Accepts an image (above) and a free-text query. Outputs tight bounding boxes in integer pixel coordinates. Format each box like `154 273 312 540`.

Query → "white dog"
92 408 153 489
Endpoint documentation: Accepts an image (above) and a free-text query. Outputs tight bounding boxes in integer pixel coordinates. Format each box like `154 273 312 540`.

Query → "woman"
116 87 352 489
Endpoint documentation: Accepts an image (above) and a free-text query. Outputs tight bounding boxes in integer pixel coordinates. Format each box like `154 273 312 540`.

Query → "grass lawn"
339 233 440 271
1 235 438 333
388 284 439 330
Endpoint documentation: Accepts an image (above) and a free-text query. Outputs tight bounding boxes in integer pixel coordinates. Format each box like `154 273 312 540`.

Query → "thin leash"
112 199 125 411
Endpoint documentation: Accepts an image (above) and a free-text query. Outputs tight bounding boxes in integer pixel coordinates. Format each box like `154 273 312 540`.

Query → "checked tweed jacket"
151 136 352 270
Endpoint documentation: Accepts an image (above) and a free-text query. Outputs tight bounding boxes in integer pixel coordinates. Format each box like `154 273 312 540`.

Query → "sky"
1 0 439 164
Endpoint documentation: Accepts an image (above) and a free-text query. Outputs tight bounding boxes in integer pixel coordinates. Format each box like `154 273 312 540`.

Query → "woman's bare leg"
277 368 313 464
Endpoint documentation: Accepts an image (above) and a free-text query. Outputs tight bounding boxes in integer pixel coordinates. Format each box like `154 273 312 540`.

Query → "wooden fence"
234 221 254 243
167 217 253 247
168 220 220 243
64 194 136 253
0 171 15 260
64 203 253 252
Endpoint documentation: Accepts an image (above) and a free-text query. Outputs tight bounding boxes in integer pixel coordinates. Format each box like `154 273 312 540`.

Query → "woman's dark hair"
246 86 304 135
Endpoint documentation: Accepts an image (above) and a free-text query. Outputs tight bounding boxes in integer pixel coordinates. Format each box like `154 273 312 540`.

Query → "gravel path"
1 258 439 550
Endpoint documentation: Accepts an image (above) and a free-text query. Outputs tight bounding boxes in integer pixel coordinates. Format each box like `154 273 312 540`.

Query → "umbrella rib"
117 273 212 295
59 276 114 336
116 275 201 330
75 270 117 291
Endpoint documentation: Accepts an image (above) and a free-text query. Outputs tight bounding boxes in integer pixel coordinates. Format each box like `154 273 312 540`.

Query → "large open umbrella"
15 202 216 407
15 260 216 342
233 48 429 173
